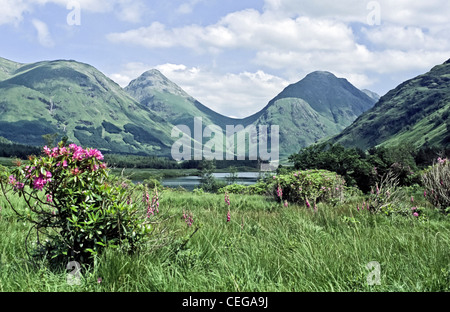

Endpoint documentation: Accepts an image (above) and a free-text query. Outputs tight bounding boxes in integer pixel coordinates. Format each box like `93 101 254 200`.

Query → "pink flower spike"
227 210 231 222
305 199 311 209
413 212 419 217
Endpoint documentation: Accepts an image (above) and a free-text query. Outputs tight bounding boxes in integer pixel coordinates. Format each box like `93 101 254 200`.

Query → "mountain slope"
244 71 377 158
125 70 376 159
0 58 174 155
125 69 239 130
329 59 450 150
0 57 22 81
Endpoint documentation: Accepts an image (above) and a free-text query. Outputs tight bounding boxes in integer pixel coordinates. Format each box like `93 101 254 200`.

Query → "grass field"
0 184 448 292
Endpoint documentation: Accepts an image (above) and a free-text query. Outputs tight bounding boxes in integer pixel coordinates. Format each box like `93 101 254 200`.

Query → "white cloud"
362 25 450 51
155 64 290 118
107 10 357 53
177 0 204 15
32 18 54 47
106 2 450 97
0 0 148 25
109 62 290 118
0 0 30 25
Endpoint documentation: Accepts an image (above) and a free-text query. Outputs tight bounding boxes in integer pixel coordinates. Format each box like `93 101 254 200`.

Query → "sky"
1 0 450 118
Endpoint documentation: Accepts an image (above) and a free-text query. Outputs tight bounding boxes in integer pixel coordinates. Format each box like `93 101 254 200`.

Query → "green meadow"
1 184 448 292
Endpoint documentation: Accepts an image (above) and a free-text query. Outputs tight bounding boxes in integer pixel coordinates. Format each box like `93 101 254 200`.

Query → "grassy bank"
0 187 448 292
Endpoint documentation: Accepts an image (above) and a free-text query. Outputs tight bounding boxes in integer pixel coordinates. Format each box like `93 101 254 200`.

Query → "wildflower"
71 168 80 175
305 198 311 209
284 200 288 208
227 210 231 222
411 207 417 211
411 196 414 203
46 194 53 203
224 192 230 206
33 176 46 191
424 190 427 198
413 212 419 217
97 277 102 284
276 185 283 198
43 146 51 155
357 204 360 212
8 175 16 185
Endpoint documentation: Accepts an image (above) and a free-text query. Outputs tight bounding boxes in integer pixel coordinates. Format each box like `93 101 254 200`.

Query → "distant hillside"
125 69 239 130
126 70 376 160
245 71 377 158
0 58 174 156
362 89 381 102
0 56 378 162
329 59 450 150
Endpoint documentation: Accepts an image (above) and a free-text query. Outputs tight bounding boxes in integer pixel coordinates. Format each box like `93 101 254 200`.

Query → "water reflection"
162 172 262 191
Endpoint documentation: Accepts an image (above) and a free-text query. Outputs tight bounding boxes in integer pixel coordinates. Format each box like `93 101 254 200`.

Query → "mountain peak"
307 71 336 77
141 68 165 78
126 69 192 100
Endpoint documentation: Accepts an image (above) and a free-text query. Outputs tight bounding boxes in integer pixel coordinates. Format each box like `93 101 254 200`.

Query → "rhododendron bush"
0 142 165 264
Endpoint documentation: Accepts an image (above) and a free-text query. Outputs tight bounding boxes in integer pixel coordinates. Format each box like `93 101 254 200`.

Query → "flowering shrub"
422 158 450 213
270 169 345 208
0 142 162 264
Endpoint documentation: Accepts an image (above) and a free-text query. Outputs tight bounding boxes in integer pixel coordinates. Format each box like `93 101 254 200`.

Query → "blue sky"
1 0 450 118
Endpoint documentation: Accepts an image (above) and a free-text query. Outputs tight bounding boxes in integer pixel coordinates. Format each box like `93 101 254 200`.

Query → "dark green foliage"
102 121 122 134
123 124 163 145
289 143 422 193
0 141 41 159
0 120 59 146
270 170 345 206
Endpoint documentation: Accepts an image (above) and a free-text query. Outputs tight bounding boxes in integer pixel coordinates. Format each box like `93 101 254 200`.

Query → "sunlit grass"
0 187 449 292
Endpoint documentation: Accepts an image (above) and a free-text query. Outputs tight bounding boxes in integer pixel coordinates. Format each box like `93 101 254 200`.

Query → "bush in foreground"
0 142 168 265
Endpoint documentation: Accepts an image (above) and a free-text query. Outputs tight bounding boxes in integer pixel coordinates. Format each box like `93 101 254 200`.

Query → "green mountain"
0 57 23 81
245 71 377 158
125 69 238 130
329 59 450 150
0 56 377 162
0 57 174 155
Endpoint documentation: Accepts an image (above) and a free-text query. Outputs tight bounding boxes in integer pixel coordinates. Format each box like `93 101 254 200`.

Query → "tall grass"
0 188 449 292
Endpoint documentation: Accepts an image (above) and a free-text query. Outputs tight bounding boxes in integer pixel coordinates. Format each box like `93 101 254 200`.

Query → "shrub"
0 142 166 265
422 158 450 213
270 169 345 207
363 170 403 214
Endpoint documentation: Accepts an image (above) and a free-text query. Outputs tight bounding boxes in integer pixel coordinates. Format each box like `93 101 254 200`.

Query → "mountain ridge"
0 56 378 160
328 58 450 150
